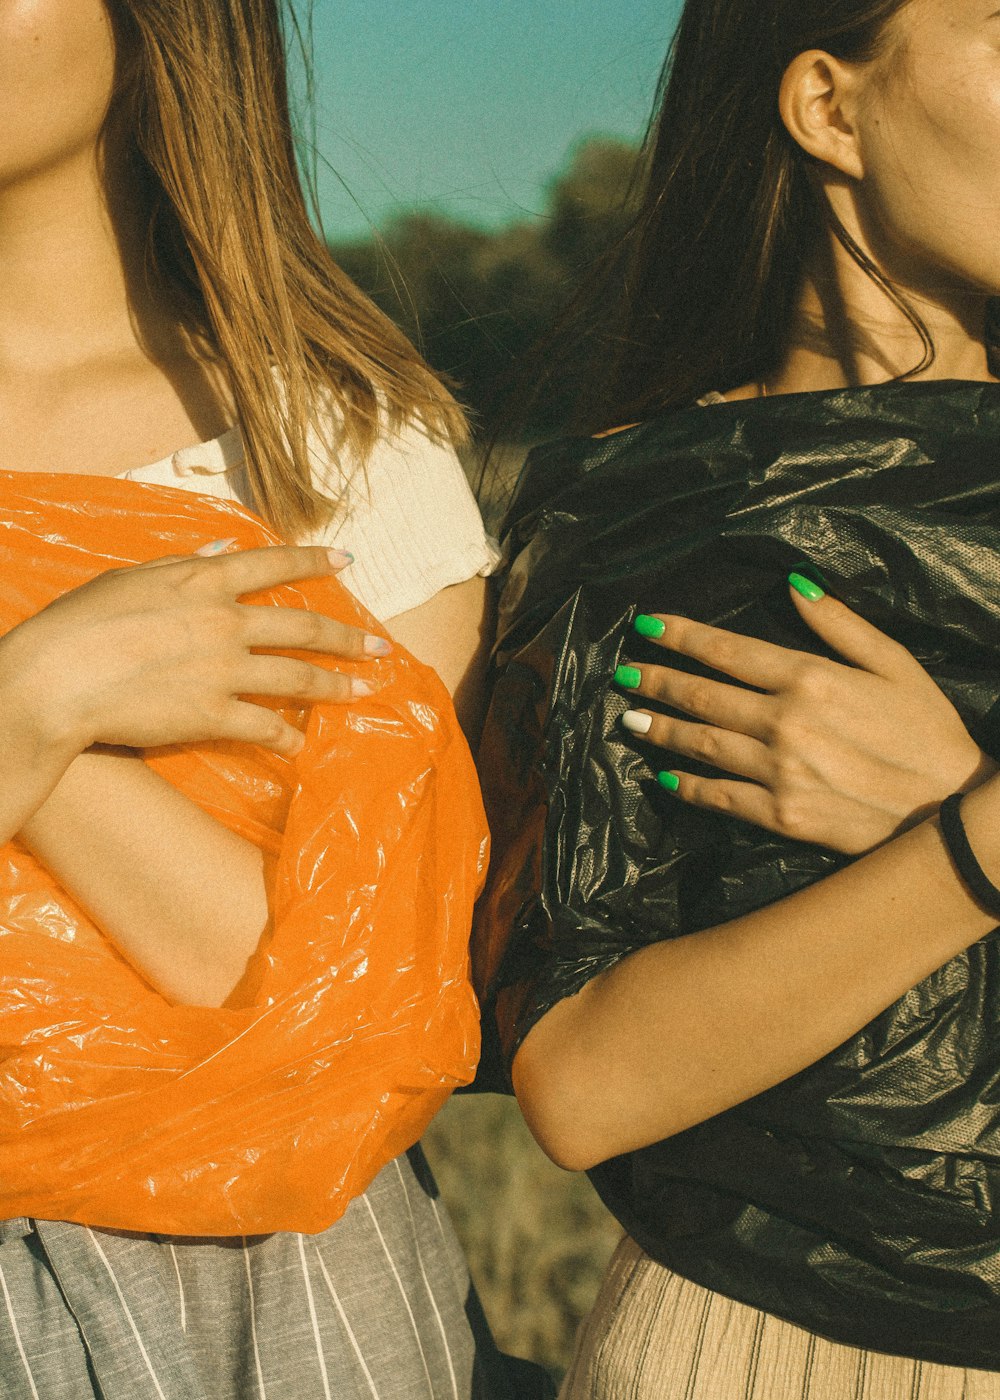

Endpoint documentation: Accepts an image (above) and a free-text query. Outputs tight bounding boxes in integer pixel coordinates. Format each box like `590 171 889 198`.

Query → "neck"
771 219 996 397
0 140 182 375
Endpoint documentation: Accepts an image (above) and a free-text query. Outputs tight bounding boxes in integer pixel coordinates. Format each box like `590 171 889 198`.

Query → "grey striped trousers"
560 1236 1000 1400
0 1149 485 1400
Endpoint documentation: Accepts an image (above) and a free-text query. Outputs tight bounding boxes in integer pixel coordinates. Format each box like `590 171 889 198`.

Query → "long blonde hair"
107 0 466 537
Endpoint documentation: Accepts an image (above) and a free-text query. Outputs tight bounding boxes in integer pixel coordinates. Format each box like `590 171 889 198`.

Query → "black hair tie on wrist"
939 792 1000 919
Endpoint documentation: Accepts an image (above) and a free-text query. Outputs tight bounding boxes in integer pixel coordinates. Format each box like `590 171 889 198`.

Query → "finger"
655 769 780 827
787 576 916 679
237 604 388 661
204 544 353 596
219 700 308 758
238 656 374 706
616 661 772 740
633 613 802 691
622 709 771 782
132 553 194 572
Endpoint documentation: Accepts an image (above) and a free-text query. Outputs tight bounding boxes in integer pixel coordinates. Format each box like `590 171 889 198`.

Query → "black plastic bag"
475 382 1000 1369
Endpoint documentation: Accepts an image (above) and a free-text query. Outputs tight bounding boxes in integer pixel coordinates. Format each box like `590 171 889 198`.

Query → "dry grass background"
422 1094 622 1381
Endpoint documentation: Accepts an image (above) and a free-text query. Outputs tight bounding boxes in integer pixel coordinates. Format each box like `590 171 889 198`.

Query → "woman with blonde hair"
0 1 517 1396
479 0 1000 1394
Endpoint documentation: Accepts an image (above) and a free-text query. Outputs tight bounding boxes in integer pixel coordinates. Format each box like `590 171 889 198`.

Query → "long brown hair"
106 0 465 537
590 0 918 428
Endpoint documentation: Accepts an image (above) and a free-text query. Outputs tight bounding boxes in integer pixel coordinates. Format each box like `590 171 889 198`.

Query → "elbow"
510 979 707 1169
534 1131 608 1177
151 962 246 1009
511 1011 620 1173
143 933 261 1008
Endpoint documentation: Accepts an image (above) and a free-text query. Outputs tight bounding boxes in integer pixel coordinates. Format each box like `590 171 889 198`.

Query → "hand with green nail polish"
615 591 994 853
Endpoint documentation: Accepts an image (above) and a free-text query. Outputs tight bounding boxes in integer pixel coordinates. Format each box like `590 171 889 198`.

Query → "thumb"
787 572 913 677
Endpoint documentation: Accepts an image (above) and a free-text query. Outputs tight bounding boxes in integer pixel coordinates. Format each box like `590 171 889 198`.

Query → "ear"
779 50 867 181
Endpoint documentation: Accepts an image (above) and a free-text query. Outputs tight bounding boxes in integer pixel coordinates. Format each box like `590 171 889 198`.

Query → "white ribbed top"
117 415 500 623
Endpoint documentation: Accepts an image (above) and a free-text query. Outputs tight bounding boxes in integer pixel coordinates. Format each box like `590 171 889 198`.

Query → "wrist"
948 776 1000 896
952 743 999 795
0 628 89 770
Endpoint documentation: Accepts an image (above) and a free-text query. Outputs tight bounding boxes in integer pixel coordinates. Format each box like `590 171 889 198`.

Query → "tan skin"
0 0 491 1007
513 0 1000 1171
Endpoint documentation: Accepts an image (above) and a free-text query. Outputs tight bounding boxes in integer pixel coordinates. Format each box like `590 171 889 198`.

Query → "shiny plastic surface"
0 471 487 1235
475 382 1000 1368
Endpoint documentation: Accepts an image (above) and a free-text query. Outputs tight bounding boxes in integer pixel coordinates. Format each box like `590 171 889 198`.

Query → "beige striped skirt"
560 1235 1000 1400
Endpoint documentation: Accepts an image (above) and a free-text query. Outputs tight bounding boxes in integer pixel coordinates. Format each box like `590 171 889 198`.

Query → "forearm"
0 727 81 847
513 780 1000 1170
0 649 92 845
19 748 268 1006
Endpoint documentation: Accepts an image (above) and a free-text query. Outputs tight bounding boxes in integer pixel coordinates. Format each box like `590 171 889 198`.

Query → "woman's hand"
615 576 995 854
0 544 385 761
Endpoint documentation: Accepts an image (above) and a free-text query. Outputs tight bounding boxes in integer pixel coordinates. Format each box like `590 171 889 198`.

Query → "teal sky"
293 0 684 240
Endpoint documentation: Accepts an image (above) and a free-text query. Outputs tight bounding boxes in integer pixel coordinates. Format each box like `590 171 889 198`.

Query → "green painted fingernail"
790 561 829 590
789 571 825 602
657 771 681 793
634 614 666 640
614 664 642 689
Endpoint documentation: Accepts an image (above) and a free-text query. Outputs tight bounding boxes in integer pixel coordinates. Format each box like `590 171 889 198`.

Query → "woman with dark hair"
477 0 1000 1393
0 2 531 1397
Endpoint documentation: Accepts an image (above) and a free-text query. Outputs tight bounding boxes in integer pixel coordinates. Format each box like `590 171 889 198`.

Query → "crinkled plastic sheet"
0 471 487 1235
475 382 1000 1368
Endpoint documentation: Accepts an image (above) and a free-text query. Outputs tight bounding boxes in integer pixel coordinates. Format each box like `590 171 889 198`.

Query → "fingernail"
195 537 238 557
351 677 376 698
789 571 825 602
657 771 681 793
790 561 830 590
328 549 354 569
614 664 642 690
622 710 652 735
634 614 666 640
363 635 392 657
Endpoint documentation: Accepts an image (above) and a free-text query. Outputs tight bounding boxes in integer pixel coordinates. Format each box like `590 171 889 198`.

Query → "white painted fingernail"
195 537 238 557
363 635 392 657
351 677 376 698
328 548 354 569
622 710 653 735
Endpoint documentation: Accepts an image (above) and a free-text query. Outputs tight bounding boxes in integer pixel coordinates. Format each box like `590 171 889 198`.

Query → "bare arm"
389 574 493 744
7 568 491 1006
18 747 270 1005
0 546 371 1004
514 781 1000 1170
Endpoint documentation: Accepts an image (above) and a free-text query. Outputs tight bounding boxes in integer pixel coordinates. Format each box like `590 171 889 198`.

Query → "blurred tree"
542 137 641 272
329 137 642 438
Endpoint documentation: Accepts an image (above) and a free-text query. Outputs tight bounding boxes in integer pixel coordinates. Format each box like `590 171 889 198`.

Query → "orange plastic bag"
0 471 487 1235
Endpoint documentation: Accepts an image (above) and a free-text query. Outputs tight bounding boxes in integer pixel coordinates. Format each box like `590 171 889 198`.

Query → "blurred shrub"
422 1094 622 1380
329 137 642 437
